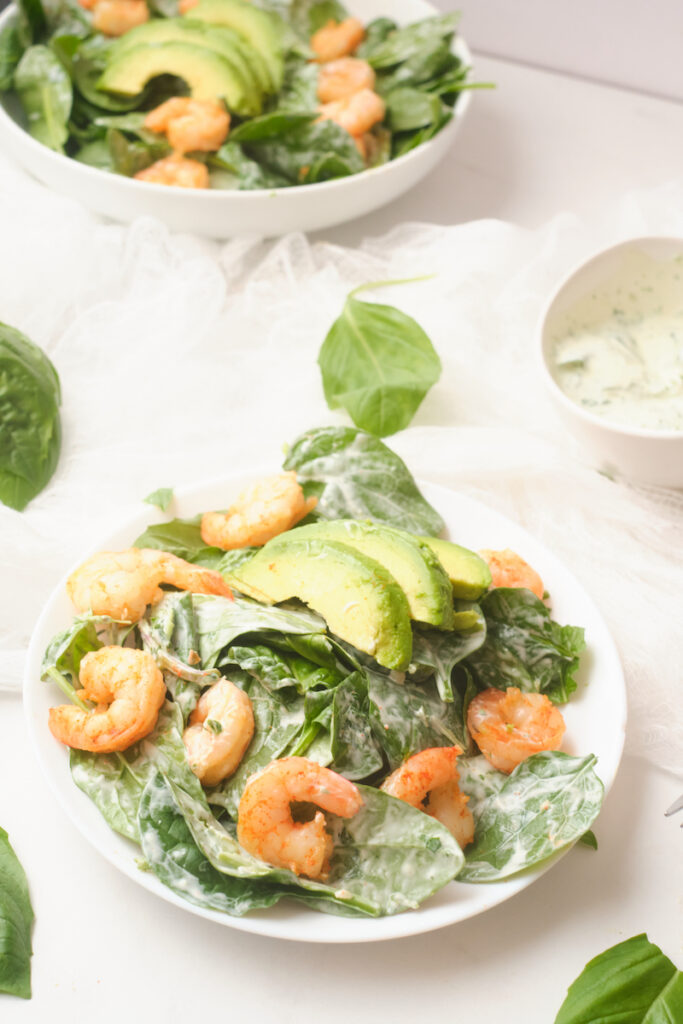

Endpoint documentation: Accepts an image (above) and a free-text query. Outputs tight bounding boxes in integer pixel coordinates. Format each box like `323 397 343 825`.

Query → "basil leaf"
14 44 72 151
143 487 174 512
318 283 441 438
0 322 62 511
459 751 604 882
465 588 586 704
0 22 24 90
283 425 445 535
554 934 683 1024
0 829 34 1000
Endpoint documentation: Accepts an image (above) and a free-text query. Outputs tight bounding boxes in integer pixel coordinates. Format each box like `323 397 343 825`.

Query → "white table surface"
3 54 683 1021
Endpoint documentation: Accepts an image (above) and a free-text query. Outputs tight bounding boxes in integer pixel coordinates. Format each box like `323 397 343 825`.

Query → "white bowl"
25 474 626 944
538 236 683 489
0 0 473 236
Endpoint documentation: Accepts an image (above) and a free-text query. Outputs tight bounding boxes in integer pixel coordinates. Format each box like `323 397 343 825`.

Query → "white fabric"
1 155 681 775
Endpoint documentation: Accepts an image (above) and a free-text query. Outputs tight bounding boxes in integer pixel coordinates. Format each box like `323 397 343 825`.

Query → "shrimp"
183 679 254 787
134 155 209 189
318 88 386 138
91 0 149 36
381 747 474 849
200 472 318 551
467 687 566 774
237 757 363 878
311 17 365 62
66 548 232 623
317 57 375 103
144 97 230 154
48 647 166 753
178 0 198 11
479 548 545 600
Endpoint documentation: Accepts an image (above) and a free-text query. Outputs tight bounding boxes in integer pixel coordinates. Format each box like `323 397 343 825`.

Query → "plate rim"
24 472 627 943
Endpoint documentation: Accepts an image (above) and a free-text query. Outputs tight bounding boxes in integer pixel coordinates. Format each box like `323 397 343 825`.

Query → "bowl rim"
0 2 473 201
537 234 683 442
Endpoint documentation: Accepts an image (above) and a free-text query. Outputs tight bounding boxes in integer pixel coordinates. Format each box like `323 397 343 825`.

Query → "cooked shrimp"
66 548 232 623
381 747 474 849
317 57 375 102
200 472 318 550
183 679 254 787
144 97 230 154
467 687 566 774
479 548 545 600
91 0 149 36
237 757 363 878
48 647 166 753
318 88 386 138
311 17 365 62
134 155 209 189
178 0 198 11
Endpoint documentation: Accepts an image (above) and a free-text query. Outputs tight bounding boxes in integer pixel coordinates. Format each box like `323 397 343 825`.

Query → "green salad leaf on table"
0 828 34 1000
40 424 606 920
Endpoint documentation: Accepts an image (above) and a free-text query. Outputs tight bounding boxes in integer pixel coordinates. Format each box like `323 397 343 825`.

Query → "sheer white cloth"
0 155 681 774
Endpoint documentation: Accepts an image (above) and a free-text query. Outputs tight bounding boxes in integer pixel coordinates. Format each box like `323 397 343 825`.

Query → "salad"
0 0 478 190
42 426 604 919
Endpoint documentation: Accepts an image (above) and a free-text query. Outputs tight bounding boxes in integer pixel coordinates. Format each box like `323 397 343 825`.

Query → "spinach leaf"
355 17 397 60
210 141 291 190
411 605 486 702
143 486 174 512
364 14 459 69
41 616 105 681
276 54 318 111
290 0 348 38
230 110 316 141
0 322 62 511
554 933 683 1024
133 515 225 568
107 126 169 176
283 425 444 535
384 87 444 132
0 829 33 1000
16 0 46 45
138 771 284 915
52 34 140 113
459 752 604 882
376 38 455 94
73 137 113 170
318 280 441 438
391 108 452 158
330 671 383 779
243 118 363 185
0 22 24 91
14 44 72 151
225 643 343 693
465 588 586 704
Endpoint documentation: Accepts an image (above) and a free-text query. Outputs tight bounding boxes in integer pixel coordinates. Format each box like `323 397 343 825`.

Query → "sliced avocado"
99 42 261 116
187 0 284 91
109 19 270 98
289 520 454 629
231 537 412 670
420 538 492 600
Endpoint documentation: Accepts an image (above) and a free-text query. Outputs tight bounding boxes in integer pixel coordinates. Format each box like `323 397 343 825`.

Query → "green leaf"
16 0 46 44
41 616 105 681
230 110 316 142
578 829 598 850
356 18 398 60
318 282 441 438
243 118 364 185
384 86 444 132
465 588 586 704
133 515 225 569
459 751 604 882
411 606 486 702
283 425 445 535
225 643 343 693
554 934 683 1024
210 141 290 190
107 126 169 177
364 14 459 69
0 829 34 999
330 671 383 779
0 321 61 511
0 22 25 91
52 34 140 113
143 487 174 513
14 44 72 151
290 0 348 38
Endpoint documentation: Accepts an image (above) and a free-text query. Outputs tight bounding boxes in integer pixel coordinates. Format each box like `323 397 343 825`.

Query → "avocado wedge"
289 520 454 629
231 537 413 670
420 537 492 600
187 0 284 91
99 41 261 116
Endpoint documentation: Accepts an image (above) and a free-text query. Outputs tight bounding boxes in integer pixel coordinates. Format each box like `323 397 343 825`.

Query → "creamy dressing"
550 250 683 431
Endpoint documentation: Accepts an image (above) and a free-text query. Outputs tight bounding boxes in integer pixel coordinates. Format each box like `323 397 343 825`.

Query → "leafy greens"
0 829 34 999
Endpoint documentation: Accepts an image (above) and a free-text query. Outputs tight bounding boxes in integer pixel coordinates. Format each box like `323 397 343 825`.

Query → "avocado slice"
109 19 270 98
420 538 492 600
99 42 261 116
289 520 454 629
187 0 284 91
231 537 412 670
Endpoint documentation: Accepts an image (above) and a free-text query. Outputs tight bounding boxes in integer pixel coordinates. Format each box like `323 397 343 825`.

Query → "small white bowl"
539 236 683 489
0 0 473 237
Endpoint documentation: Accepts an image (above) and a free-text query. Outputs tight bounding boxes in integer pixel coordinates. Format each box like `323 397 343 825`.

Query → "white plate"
0 0 473 236
24 474 626 943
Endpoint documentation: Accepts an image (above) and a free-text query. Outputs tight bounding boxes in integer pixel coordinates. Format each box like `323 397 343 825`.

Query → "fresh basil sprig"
0 322 62 511
0 829 34 999
554 933 683 1023
318 279 441 438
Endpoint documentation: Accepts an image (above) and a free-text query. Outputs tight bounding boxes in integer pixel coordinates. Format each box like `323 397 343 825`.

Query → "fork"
664 794 683 826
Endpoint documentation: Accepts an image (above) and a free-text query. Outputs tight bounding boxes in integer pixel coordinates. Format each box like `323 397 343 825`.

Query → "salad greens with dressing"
0 0 483 189
42 426 604 919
